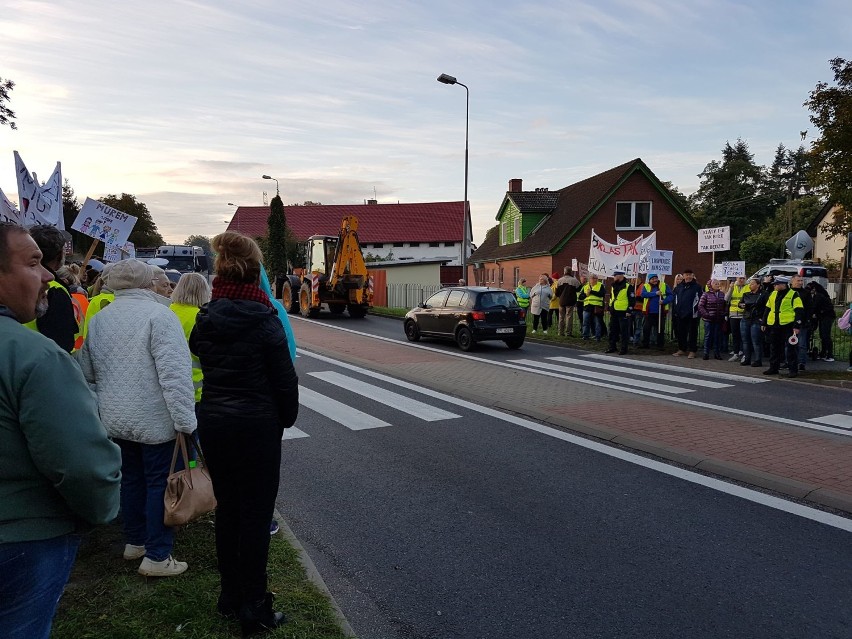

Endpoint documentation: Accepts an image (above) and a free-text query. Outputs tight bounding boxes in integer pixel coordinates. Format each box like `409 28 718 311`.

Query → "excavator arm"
328 216 369 302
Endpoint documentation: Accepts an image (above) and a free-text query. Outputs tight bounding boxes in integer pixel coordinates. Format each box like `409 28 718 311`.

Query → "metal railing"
386 283 443 309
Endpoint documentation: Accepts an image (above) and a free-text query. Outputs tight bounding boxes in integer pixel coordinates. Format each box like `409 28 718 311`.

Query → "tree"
805 57 852 238
739 235 778 266
0 77 16 130
660 181 691 214
264 194 289 275
183 234 212 256
288 201 322 206
99 193 164 247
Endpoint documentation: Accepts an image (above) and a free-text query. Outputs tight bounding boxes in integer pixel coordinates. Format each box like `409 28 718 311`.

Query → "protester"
83 265 116 337
23 225 78 352
671 273 684 341
726 276 747 361
515 278 530 310
547 272 560 327
789 275 813 371
739 277 767 367
580 273 605 340
190 232 299 634
529 273 553 335
699 279 727 360
761 276 803 377
631 278 645 345
671 269 702 358
807 281 835 361
0 223 121 639
458 278 466 286
80 259 197 577
640 273 672 349
555 267 580 337
150 265 174 299
605 270 634 354
170 273 212 404
56 265 87 295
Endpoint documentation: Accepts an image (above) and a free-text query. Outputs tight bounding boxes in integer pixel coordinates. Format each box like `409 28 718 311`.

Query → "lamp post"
437 73 469 282
226 202 238 233
262 174 280 197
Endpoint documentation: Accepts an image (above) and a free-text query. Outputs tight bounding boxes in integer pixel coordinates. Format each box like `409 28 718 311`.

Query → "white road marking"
289 318 851 437
298 348 852 533
544 356 731 389
508 358 694 394
308 371 461 422
299 386 392 430
282 427 310 440
581 353 768 383
808 414 852 430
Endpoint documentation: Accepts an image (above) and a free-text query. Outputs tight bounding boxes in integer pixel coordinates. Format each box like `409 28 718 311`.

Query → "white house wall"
362 242 461 265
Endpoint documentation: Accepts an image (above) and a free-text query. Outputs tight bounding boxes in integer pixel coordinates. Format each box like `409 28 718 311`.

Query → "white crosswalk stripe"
581 353 768 383
808 414 852 430
299 386 391 430
546 356 731 389
282 427 310 440
507 358 694 394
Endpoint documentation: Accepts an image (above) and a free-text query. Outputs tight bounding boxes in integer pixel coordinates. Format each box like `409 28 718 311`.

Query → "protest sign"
588 230 641 278
637 232 657 273
578 262 589 280
72 198 138 248
0 187 22 225
103 241 136 262
711 261 745 280
646 250 673 275
698 226 730 253
571 257 578 273
27 162 64 229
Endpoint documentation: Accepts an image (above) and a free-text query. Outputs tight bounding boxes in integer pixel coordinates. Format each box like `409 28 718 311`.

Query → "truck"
153 245 211 281
280 216 373 318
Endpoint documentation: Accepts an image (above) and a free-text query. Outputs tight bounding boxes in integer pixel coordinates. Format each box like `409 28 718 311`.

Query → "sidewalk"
293 319 852 515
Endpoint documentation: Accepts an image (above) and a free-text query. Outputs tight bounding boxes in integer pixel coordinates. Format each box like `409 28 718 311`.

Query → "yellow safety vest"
729 284 747 315
611 284 630 311
642 282 668 312
515 285 530 308
765 289 802 326
169 302 204 402
24 281 81 351
83 292 115 337
582 282 604 306
549 282 560 310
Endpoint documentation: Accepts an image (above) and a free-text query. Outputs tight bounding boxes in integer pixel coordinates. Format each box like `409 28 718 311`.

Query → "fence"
386 283 443 309
827 281 852 304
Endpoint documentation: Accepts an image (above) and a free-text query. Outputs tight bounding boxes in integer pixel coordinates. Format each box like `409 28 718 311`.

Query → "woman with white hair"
170 273 212 405
79 259 197 577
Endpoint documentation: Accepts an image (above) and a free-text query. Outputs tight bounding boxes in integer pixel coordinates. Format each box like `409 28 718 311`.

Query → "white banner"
711 261 745 279
103 241 136 262
72 198 138 248
698 226 730 253
588 229 642 278
646 250 673 275
637 232 657 273
14 151 38 226
27 162 64 229
571 257 578 273
0 187 23 225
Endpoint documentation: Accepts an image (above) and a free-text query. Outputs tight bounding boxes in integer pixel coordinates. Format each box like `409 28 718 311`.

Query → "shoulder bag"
164 433 217 527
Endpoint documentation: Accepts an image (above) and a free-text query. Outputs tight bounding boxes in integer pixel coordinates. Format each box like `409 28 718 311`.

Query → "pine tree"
265 194 289 276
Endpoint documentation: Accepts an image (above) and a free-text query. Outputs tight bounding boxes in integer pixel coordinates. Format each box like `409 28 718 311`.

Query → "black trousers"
608 311 630 352
642 313 665 347
199 416 282 604
675 316 699 352
767 324 798 372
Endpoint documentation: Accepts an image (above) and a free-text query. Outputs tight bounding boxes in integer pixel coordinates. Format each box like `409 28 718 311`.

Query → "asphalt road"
292 313 852 434
279 350 852 639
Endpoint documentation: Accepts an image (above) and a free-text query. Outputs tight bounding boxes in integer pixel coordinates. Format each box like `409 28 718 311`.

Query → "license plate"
496 328 513 334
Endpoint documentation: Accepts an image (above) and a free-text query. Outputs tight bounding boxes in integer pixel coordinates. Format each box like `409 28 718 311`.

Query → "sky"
0 0 849 246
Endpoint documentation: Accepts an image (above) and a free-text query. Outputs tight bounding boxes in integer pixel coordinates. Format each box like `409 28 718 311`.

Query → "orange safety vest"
71 293 89 351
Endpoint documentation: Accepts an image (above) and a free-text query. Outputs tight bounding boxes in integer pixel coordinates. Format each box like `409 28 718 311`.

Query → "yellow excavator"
280 216 373 318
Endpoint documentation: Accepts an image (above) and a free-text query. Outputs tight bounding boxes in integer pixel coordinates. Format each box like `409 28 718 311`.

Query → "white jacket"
529 283 553 315
80 289 197 444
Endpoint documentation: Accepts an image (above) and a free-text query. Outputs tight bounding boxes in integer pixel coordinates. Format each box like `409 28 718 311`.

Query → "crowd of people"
515 265 846 376
0 222 298 638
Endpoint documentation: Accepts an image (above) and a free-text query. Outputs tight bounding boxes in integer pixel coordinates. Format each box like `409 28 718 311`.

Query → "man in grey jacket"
0 223 122 639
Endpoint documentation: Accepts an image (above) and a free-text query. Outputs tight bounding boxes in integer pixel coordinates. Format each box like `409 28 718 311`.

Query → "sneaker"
751 361 763 367
728 354 740 362
672 350 684 357
138 555 188 577
740 360 750 366
531 330 536 335
825 357 835 362
687 352 696 359
269 520 280 536
123 544 146 561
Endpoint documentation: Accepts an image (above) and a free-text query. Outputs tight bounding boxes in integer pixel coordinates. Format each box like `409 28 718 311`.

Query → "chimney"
366 199 378 205
508 178 523 193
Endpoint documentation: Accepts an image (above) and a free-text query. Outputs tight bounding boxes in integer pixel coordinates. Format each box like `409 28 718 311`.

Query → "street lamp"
437 73 469 283
226 202 238 233
262 175 280 197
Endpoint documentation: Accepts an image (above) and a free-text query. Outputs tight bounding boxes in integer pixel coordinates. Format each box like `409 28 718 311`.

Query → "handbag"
594 305 605 316
163 433 217 527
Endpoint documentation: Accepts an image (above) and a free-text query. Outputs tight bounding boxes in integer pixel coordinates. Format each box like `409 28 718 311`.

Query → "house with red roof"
469 158 711 287
227 200 471 267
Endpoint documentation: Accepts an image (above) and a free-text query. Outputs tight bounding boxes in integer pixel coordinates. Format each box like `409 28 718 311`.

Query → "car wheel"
348 304 368 318
456 326 475 351
404 319 421 342
299 283 319 318
505 337 524 349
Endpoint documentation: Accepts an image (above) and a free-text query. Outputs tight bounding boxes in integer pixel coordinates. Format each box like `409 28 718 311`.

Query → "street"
278 317 852 639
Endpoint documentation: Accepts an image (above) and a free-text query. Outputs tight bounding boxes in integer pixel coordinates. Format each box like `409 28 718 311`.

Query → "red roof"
227 201 466 243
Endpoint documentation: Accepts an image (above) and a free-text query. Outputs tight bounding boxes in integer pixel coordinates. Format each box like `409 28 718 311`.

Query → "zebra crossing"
808 411 852 431
287 370 461 440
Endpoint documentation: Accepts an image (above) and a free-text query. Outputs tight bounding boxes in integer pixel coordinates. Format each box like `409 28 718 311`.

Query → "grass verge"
53 514 348 639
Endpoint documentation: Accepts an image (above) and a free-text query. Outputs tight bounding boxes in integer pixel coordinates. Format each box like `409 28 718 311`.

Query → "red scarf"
211 277 273 308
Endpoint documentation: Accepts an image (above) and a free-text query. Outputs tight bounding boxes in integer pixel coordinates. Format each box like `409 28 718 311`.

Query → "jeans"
583 309 603 339
797 327 809 365
740 318 762 363
115 438 177 561
818 316 834 358
632 313 644 344
200 417 282 605
642 313 665 347
0 534 80 639
703 321 722 355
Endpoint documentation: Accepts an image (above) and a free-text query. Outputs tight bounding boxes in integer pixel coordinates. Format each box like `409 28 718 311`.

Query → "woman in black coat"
807 281 836 361
190 232 299 636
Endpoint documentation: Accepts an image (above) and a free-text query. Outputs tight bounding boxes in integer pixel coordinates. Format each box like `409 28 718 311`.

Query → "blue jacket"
640 282 673 314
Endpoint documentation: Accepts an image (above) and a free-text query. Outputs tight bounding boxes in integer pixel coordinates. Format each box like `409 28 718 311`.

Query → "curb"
273 509 357 638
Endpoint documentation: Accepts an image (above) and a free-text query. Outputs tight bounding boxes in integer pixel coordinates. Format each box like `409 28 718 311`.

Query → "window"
446 290 466 307
615 202 652 230
500 222 508 245
444 242 454 247
429 242 440 247
393 242 404 247
424 290 449 308
514 218 520 243
373 243 384 249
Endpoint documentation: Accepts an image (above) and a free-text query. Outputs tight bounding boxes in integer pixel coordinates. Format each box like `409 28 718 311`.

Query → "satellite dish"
785 230 813 260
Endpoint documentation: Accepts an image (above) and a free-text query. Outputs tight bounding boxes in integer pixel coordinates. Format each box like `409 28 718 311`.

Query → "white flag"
0 187 22 225
28 162 64 229
14 151 38 225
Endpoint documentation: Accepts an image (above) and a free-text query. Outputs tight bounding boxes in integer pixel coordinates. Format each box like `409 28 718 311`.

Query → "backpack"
837 308 852 333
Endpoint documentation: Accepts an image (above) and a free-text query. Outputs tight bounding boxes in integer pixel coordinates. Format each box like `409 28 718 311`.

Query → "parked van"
750 259 828 288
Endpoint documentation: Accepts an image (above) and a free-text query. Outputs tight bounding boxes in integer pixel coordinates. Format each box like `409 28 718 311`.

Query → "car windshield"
478 292 518 308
